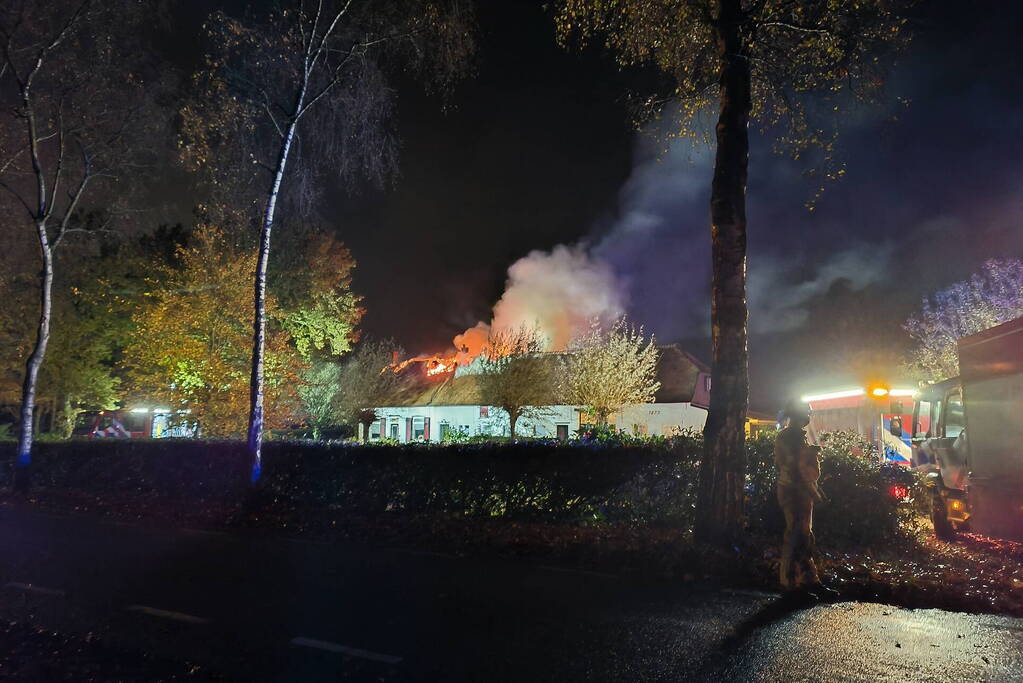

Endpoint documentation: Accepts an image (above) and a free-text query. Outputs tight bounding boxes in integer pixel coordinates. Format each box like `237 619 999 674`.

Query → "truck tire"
931 491 955 540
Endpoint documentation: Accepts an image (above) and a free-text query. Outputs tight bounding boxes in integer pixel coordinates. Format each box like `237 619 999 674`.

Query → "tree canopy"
905 259 1023 380
124 226 302 437
561 319 660 425
557 0 911 182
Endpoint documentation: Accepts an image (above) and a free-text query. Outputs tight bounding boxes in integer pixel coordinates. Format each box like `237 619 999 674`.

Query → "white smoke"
454 244 625 359
454 120 906 360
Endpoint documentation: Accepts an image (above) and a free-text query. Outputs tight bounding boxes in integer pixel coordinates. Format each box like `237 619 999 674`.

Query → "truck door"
933 390 969 490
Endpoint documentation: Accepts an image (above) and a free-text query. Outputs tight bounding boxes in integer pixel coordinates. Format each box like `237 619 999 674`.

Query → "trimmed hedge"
0 438 700 526
0 433 917 543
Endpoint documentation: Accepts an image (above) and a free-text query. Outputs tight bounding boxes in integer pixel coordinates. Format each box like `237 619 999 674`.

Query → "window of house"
412 417 426 440
556 424 569 440
480 406 489 418
389 422 399 440
633 424 649 436
370 422 381 440
439 422 451 441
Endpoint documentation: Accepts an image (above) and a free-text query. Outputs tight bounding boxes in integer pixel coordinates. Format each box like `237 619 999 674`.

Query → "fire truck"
74 408 195 439
801 384 921 466
914 315 1023 540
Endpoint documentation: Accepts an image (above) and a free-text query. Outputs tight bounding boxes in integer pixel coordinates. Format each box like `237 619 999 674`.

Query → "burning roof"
377 344 708 408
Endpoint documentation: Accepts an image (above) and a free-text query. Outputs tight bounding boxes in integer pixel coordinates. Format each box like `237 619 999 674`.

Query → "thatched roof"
380 344 708 408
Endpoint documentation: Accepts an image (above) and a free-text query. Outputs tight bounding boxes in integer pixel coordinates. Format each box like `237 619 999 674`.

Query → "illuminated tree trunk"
15 226 53 490
694 0 751 544
247 103 302 483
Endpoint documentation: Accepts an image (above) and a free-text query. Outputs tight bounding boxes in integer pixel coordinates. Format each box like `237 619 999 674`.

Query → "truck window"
944 392 965 439
913 400 930 438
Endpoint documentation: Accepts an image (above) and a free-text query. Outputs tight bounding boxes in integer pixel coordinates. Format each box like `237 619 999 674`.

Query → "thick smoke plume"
454 245 625 360
455 110 949 363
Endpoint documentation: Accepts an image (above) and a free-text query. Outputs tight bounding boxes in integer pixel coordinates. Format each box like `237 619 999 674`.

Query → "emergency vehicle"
800 384 921 466
915 315 1023 540
74 408 195 439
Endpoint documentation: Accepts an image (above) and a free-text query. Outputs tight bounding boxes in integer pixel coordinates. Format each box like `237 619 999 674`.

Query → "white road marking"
126 604 209 624
385 547 456 559
5 582 65 597
291 637 403 665
537 565 618 580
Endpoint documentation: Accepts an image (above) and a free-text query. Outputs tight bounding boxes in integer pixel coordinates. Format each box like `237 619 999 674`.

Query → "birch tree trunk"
15 228 53 489
247 115 300 483
694 0 752 544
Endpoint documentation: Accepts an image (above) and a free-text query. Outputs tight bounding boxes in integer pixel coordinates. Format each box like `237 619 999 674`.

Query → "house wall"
369 402 707 442
615 402 707 437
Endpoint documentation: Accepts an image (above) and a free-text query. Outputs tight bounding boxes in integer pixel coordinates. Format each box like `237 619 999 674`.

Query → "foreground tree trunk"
694 0 752 545
247 114 300 483
15 230 54 490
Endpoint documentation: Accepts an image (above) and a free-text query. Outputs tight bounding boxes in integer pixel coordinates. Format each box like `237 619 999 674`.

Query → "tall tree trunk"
247 116 299 484
15 228 54 490
508 409 519 439
694 0 752 545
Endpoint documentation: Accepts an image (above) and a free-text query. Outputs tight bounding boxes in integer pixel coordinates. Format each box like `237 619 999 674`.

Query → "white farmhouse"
362 345 711 442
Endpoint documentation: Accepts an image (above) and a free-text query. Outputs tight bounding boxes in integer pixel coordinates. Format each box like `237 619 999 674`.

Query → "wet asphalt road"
0 505 1021 682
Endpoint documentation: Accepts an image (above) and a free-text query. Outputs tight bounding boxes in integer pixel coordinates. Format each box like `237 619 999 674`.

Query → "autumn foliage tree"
125 227 302 437
180 0 475 480
557 0 914 542
905 259 1023 380
560 319 660 426
476 325 557 439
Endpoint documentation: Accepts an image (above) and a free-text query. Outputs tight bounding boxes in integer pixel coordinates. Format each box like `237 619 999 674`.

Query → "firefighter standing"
775 402 836 598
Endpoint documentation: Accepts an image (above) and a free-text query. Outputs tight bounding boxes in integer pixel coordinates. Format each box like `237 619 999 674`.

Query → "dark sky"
164 0 1023 410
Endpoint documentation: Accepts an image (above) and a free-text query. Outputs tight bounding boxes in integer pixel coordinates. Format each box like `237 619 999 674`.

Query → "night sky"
163 0 1023 410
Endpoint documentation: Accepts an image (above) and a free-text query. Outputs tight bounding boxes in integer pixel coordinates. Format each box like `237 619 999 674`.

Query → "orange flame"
391 355 456 377
427 361 451 376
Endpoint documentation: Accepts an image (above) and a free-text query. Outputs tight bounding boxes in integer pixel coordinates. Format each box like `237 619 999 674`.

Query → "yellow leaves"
124 225 302 437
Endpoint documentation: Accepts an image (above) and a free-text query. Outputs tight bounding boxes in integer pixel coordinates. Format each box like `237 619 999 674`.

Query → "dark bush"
745 429 921 545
